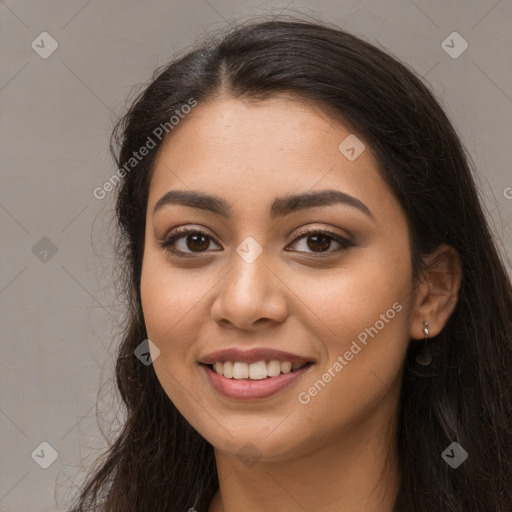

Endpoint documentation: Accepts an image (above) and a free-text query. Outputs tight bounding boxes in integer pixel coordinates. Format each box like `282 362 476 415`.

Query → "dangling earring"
416 321 433 366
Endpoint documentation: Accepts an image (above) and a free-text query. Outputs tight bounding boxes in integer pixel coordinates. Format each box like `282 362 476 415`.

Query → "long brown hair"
68 16 512 512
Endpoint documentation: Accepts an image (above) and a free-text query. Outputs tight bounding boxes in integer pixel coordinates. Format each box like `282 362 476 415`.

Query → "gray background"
1 1 511 510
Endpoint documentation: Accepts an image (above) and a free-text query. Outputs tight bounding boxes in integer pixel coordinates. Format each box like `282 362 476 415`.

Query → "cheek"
300 237 411 331
140 253 198 364
140 259 204 416
297 247 413 410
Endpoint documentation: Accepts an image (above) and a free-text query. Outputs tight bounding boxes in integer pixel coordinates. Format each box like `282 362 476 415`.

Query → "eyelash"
157 226 354 258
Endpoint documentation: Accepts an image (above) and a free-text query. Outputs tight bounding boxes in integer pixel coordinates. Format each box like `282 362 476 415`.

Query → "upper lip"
200 348 315 365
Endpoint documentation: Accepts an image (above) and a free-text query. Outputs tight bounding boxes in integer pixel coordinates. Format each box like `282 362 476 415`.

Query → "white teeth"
232 362 249 379
267 360 281 377
223 361 233 379
249 361 268 380
210 360 308 379
280 362 292 373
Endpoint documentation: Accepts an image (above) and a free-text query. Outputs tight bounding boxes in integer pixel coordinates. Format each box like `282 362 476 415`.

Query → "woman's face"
140 94 417 462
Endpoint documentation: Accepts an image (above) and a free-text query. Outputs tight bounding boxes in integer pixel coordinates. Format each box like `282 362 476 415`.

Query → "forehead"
147 94 399 222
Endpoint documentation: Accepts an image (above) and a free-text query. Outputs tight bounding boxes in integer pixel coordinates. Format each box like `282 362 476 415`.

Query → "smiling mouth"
202 361 314 380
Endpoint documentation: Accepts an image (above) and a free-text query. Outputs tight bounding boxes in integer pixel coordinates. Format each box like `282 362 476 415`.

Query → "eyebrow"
153 189 374 221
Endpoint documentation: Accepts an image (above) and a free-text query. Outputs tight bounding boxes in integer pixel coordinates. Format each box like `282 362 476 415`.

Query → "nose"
210 250 289 331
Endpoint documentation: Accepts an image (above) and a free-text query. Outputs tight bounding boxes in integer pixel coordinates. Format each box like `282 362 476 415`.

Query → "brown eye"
183 233 210 252
305 234 332 252
158 227 353 258
159 228 221 256
287 230 354 255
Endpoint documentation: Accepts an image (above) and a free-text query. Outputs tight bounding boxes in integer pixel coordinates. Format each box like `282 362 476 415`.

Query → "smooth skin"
140 93 461 512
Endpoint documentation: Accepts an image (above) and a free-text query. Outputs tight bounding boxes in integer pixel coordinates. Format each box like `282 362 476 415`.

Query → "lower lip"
200 363 313 400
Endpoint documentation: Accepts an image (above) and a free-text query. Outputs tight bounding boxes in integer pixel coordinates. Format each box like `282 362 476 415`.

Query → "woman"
69 17 512 512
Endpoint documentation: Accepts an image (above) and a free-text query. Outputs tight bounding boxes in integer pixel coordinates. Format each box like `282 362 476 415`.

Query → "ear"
410 244 462 340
